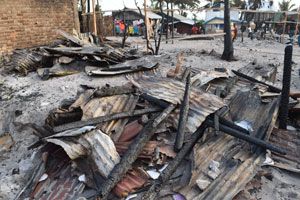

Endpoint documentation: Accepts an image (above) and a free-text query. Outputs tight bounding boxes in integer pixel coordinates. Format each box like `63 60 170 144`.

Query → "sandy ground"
0 36 299 199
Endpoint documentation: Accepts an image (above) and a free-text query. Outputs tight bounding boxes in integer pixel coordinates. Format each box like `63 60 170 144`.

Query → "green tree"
230 0 246 8
151 0 200 16
278 0 296 11
248 0 262 10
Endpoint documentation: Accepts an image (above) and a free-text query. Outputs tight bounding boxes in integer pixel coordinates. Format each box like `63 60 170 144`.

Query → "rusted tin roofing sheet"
177 89 279 200
237 62 278 83
30 148 85 200
179 134 263 200
46 129 120 178
269 129 300 173
72 93 138 142
132 76 225 133
113 168 149 198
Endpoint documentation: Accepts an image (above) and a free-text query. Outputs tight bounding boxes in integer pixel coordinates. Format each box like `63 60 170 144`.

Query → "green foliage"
248 0 262 10
230 0 246 8
151 0 200 16
278 0 296 11
195 19 205 26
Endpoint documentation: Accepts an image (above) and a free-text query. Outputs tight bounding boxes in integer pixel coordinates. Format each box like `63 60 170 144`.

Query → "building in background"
157 12 195 34
0 0 79 54
204 1 240 33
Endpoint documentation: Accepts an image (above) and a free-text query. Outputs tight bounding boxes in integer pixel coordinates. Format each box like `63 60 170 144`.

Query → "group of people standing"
114 19 143 36
237 20 300 47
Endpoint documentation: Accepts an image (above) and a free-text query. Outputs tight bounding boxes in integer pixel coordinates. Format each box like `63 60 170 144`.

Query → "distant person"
241 22 246 42
298 32 300 47
128 25 134 36
232 23 238 41
115 19 120 36
248 25 253 40
289 20 296 43
261 22 266 39
120 21 125 34
201 25 205 34
192 26 198 34
133 25 139 35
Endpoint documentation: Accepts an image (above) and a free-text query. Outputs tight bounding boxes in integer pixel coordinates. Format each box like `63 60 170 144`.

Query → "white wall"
205 10 240 21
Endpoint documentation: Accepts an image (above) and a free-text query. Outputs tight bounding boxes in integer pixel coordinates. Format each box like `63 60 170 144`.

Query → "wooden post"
144 0 149 53
171 2 174 44
294 11 300 42
282 12 288 43
166 2 169 43
92 0 97 35
87 0 90 32
73 0 80 33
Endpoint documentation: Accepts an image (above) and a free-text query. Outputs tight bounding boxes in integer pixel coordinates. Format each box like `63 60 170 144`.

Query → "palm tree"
221 0 234 61
230 0 246 8
248 0 262 10
278 0 296 11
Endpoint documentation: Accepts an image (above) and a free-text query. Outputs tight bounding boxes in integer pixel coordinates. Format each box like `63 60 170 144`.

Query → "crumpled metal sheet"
46 129 120 178
178 90 279 200
132 76 225 133
268 129 300 173
113 168 149 198
191 69 229 87
29 147 85 200
115 140 176 162
237 62 278 83
11 49 44 75
178 133 264 200
85 56 159 76
79 94 138 141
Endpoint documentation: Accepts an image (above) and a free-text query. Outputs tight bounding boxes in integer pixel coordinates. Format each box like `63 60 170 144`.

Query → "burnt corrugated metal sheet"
237 62 278 83
177 89 279 200
132 76 225 133
269 129 300 173
46 129 120 178
74 93 138 142
30 148 85 200
85 56 159 76
191 69 229 88
178 133 263 200
113 168 149 197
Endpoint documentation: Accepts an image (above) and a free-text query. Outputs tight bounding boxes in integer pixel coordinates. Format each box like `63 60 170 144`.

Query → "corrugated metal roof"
132 76 225 133
268 129 300 173
46 129 120 178
140 10 162 19
72 93 138 141
204 17 241 24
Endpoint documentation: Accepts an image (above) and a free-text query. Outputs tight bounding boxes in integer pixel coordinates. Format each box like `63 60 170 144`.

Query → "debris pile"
11 50 300 200
10 30 158 79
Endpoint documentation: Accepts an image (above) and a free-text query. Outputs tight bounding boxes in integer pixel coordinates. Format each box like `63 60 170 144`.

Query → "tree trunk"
155 1 164 55
221 0 234 61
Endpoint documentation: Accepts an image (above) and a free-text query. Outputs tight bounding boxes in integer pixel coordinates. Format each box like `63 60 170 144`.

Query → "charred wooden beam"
175 71 191 151
279 45 293 129
142 121 209 200
140 93 170 109
53 107 162 133
206 119 287 155
214 117 250 135
93 85 136 98
97 104 176 199
232 70 281 93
